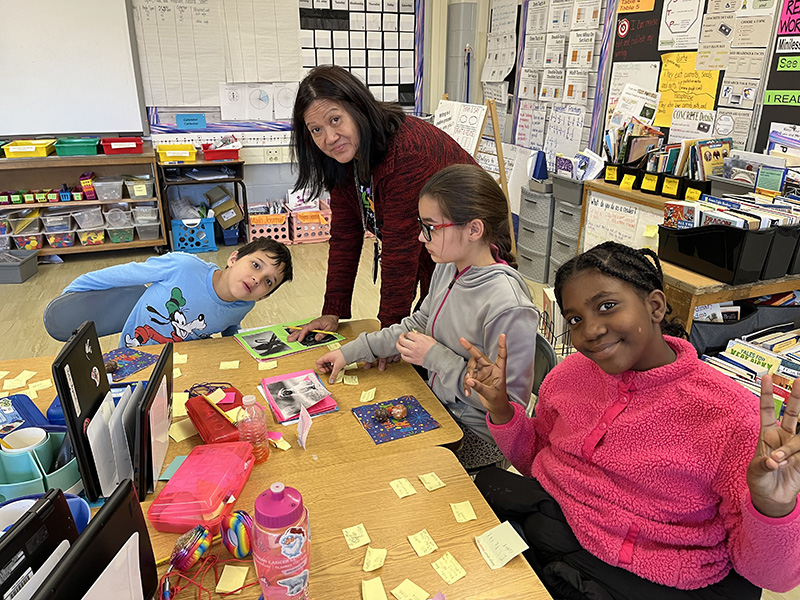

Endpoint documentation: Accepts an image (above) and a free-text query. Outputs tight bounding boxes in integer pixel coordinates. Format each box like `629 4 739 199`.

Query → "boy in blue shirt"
62 238 292 348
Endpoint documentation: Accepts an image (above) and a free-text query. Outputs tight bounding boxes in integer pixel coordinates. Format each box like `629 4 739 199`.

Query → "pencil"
286 325 337 336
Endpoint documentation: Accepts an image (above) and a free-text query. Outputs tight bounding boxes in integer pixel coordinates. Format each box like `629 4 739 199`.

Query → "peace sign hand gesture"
459 334 515 426
747 374 800 518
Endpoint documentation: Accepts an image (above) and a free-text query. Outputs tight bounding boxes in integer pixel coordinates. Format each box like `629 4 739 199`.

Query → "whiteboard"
582 191 662 253
0 0 146 136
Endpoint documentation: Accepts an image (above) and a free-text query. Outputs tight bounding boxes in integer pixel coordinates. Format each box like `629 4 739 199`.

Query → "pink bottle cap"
254 482 304 529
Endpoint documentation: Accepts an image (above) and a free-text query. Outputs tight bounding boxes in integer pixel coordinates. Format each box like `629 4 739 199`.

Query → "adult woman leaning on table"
286 65 477 367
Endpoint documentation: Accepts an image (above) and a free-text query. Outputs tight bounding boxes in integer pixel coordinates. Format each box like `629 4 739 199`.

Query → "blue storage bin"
171 218 217 253
216 222 240 246
0 452 44 502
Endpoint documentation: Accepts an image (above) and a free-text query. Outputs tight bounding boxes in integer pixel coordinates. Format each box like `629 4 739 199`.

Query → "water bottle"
253 482 310 599
237 395 270 464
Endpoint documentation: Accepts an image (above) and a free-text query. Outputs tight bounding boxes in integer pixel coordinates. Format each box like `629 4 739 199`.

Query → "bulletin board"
606 0 780 150
754 0 800 151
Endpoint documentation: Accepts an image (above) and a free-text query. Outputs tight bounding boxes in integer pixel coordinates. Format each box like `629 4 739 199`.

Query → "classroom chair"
43 286 147 342
533 332 558 397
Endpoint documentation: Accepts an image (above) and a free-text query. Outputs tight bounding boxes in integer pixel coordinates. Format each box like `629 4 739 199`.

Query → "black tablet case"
30 479 157 600
0 489 78 597
51 322 109 503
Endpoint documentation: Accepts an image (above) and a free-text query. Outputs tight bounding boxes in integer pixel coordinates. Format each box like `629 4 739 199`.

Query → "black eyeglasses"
418 217 461 242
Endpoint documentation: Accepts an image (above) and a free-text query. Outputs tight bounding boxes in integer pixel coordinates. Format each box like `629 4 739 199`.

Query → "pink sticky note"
217 392 236 406
268 431 283 441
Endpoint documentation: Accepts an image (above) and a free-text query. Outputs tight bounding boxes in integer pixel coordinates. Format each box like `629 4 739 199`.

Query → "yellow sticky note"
327 342 342 351
334 370 345 384
641 173 658 191
173 353 188 365
23 388 37 400
216 565 249 594
276 438 291 451
360 387 376 403
643 224 658 238
389 478 417 498
363 546 387 572
0 372 8 380
173 392 189 418
432 551 467 584
173 367 183 379
3 379 23 391
418 472 445 491
28 379 52 392
344 375 359 386
604 165 618 181
475 521 530 570
207 388 226 403
407 529 437 557
662 177 679 195
343 523 371 549
390 579 428 600
362 577 388 600
344 362 358 371
169 419 198 442
219 360 239 370
654 52 720 127
685 187 701 201
619 174 636 191
16 371 36 384
450 501 477 523
259 360 278 370
225 407 239 422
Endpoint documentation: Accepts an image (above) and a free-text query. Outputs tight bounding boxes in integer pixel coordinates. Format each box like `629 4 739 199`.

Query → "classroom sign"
779 0 800 35
654 52 720 127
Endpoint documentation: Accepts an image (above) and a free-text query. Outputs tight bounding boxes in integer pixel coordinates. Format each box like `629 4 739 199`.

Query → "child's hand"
459 334 515 425
316 349 347 384
395 331 436 366
287 314 340 342
747 374 800 518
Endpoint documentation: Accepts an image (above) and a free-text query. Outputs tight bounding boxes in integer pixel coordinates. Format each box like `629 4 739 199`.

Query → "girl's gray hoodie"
341 261 540 442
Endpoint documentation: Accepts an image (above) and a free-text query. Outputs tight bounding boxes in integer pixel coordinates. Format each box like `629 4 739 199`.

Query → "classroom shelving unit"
0 144 168 255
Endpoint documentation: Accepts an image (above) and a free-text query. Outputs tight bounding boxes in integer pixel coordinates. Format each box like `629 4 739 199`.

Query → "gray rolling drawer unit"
517 187 554 283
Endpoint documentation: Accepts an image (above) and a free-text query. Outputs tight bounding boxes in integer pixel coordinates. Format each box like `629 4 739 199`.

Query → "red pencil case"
186 393 239 444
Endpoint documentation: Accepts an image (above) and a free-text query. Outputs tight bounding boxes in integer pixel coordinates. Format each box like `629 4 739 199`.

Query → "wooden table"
661 261 800 332
148 446 549 600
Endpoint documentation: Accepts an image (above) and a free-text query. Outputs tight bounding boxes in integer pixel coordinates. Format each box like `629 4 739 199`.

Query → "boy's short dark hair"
235 238 293 295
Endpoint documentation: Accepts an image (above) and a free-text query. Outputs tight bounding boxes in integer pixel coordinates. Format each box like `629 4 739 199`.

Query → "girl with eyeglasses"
317 164 540 469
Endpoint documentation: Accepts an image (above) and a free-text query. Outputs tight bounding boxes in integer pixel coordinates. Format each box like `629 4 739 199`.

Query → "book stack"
662 192 800 231
260 369 338 424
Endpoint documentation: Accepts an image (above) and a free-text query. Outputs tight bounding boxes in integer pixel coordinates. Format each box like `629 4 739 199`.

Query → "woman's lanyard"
354 169 382 284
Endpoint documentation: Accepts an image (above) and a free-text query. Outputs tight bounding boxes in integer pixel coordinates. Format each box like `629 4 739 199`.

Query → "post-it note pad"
418 472 445 491
431 551 466 584
215 565 249 594
173 392 190 417
173 367 183 379
450 500 477 522
169 419 199 442
219 360 239 370
344 362 358 371
389 478 417 498
343 523 371 549
475 521 529 570
259 360 278 370
390 579 428 600
343 375 359 386
407 529 437 557
328 342 342 351
334 370 345 384
363 546 387 572
29 379 52 391
360 387 376 403
206 388 226 403
362 577 388 600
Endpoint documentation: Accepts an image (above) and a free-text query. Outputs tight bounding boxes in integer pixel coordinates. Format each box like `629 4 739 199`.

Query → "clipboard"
51 321 110 503
31 480 158 600
0 489 78 598
132 342 173 501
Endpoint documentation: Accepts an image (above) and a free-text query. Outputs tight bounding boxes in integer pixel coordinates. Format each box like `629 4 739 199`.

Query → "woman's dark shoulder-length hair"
292 65 406 198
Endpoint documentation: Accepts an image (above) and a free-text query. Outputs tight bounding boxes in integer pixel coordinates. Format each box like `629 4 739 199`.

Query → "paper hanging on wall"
605 62 660 129
658 0 703 51
715 107 754 149
653 52 720 127
618 0 656 13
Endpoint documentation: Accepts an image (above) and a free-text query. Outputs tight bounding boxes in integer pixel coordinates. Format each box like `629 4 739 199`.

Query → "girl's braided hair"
553 241 688 338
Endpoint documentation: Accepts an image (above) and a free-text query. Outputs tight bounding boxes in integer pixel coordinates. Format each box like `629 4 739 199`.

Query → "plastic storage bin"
136 223 161 241
101 137 143 155
45 231 76 248
104 208 132 228
289 207 331 243
147 442 254 534
172 218 216 252
762 225 800 280
0 192 10 205
42 213 73 233
0 250 39 283
249 212 290 244
92 177 123 201
77 229 105 246
0 218 9 235
658 225 774 285
72 207 104 229
133 206 159 224
156 144 197 163
106 227 134 243
124 177 154 199
551 173 585 206
54 138 99 156
12 232 43 251
708 175 752 197
201 143 239 161
2 140 56 158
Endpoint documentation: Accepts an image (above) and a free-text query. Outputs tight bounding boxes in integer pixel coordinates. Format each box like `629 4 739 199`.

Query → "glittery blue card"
352 395 440 444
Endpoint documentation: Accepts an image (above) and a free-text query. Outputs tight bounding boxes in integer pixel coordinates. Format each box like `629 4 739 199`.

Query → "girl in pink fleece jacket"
460 242 800 600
